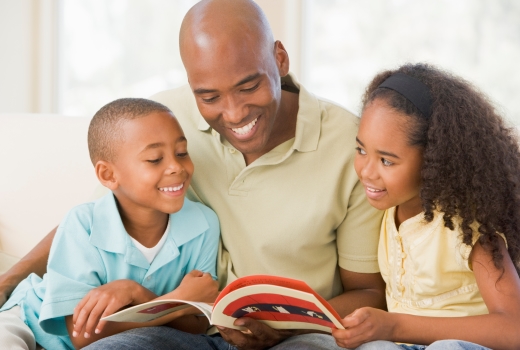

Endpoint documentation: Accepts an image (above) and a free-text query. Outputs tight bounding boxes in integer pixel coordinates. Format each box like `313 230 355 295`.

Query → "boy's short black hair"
87 98 172 165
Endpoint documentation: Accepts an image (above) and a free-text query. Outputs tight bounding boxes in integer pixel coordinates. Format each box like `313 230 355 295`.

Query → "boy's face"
111 111 193 215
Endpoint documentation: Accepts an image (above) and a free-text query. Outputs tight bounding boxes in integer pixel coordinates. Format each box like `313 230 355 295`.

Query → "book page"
102 299 214 323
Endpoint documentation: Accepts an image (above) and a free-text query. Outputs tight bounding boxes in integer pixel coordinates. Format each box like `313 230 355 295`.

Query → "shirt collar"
195 72 321 153
89 193 210 268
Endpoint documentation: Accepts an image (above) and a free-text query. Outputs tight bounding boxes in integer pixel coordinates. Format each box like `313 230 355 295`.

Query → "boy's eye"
147 157 163 164
355 147 366 155
381 158 393 166
176 152 189 158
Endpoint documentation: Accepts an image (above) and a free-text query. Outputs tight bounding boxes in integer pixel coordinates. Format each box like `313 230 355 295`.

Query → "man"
0 0 385 349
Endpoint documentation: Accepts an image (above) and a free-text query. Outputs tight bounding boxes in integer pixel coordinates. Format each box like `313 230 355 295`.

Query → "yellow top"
379 206 497 316
151 73 383 300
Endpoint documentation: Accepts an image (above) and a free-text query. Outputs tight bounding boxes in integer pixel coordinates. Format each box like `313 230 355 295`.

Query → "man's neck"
243 89 299 165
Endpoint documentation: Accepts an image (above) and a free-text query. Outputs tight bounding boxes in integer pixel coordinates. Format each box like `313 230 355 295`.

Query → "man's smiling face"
183 38 284 159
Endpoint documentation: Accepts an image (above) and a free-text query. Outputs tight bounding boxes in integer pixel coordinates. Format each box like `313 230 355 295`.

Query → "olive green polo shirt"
151 73 382 300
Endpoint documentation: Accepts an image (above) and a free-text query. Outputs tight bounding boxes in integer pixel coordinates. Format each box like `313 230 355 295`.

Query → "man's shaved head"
179 0 275 63
88 98 172 165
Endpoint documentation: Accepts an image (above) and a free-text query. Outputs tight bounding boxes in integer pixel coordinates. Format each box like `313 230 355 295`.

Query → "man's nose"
221 95 247 124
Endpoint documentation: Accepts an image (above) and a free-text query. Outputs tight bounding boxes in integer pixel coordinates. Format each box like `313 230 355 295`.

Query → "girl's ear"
95 161 119 191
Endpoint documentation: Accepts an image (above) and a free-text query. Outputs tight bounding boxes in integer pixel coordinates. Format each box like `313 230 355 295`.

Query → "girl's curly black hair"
362 63 520 273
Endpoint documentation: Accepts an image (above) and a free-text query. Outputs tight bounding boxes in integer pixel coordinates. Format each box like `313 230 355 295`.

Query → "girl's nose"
360 159 378 181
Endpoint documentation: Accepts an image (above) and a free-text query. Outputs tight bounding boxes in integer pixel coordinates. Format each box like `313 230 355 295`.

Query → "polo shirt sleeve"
337 178 384 273
185 203 220 280
39 204 106 336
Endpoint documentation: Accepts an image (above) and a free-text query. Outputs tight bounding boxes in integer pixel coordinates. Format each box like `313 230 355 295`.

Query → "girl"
332 64 520 350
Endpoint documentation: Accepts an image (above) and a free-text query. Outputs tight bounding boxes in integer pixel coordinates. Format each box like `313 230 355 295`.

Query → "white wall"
0 0 36 113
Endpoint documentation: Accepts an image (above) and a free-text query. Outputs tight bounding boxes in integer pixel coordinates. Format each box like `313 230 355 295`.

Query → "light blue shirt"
1 193 220 349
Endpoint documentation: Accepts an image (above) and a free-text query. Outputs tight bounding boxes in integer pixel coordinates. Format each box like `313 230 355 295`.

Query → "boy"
0 98 220 349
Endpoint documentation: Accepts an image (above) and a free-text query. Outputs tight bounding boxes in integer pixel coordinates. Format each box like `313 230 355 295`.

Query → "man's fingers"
217 326 242 346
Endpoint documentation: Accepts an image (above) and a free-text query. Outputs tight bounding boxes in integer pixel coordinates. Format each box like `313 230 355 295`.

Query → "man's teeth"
232 118 257 135
367 187 384 192
159 184 184 192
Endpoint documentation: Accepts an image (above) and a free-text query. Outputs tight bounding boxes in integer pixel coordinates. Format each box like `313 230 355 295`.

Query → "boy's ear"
95 160 119 191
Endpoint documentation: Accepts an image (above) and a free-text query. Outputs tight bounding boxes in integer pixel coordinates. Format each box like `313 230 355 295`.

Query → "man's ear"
273 40 290 77
95 160 119 191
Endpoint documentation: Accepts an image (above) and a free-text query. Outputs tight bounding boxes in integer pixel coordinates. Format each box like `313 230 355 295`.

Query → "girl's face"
354 99 423 224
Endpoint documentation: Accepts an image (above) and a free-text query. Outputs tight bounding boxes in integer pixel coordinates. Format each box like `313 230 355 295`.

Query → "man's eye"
147 157 163 164
355 147 366 155
381 158 393 166
201 96 219 103
242 83 259 92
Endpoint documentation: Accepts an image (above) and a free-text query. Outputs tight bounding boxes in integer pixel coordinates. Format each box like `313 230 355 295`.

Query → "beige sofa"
0 114 99 274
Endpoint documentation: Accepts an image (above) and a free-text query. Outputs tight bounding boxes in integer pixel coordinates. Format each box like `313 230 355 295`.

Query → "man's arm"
328 268 386 318
0 226 56 306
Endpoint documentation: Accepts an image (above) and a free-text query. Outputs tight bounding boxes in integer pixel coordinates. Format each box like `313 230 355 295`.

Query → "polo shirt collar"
195 72 321 153
90 193 209 270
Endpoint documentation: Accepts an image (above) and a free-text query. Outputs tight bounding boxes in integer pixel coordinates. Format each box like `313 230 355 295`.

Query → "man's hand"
72 279 155 339
331 307 395 349
160 270 219 303
217 318 312 350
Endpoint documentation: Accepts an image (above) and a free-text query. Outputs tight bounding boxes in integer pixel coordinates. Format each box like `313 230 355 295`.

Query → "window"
302 0 520 124
59 0 198 116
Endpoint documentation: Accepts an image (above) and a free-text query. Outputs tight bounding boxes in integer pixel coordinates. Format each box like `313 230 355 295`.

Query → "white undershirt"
130 223 169 264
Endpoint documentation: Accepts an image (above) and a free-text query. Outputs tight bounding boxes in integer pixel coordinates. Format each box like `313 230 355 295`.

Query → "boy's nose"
166 159 184 175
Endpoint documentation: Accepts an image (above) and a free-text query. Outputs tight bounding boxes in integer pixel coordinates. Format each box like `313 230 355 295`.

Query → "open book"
102 275 345 333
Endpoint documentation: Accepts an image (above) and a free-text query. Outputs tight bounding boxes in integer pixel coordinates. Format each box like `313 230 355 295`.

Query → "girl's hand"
331 307 395 349
160 270 219 303
72 279 154 339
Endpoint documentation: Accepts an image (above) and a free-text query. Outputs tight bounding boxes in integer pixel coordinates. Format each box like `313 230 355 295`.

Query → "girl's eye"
242 83 259 92
147 157 163 164
177 152 189 158
381 158 393 166
355 147 366 155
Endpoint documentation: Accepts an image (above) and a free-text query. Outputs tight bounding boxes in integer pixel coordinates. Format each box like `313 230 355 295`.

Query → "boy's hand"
160 270 219 303
331 307 395 349
72 279 154 339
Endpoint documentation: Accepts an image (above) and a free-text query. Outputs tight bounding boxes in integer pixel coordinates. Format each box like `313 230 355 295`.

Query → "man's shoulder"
150 84 191 105
315 95 359 123
150 85 203 131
